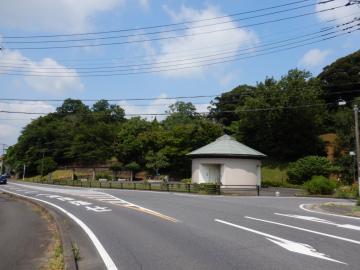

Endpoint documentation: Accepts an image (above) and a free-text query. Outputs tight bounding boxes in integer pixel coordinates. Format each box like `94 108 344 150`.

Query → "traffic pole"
354 105 360 196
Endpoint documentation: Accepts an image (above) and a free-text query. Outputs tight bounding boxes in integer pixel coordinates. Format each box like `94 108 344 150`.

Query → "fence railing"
23 178 260 196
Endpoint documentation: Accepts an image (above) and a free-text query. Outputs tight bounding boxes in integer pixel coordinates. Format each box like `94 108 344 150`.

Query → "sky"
0 0 360 150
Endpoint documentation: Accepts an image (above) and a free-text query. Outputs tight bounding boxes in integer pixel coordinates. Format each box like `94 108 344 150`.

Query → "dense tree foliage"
318 49 360 104
212 69 327 160
6 100 222 179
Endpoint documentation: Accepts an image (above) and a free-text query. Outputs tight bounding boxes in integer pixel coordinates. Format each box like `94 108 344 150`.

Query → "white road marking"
300 203 360 220
245 216 360 245
215 219 346 264
8 182 178 222
0 188 118 270
24 191 38 194
275 213 360 231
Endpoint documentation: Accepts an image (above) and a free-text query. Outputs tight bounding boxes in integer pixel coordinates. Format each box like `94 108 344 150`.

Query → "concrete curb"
300 202 360 220
3 191 77 270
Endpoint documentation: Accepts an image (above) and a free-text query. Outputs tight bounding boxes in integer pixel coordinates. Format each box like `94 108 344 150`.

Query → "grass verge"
320 202 360 218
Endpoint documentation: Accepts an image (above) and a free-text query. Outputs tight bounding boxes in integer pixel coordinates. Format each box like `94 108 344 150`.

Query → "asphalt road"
1 181 360 270
0 192 53 270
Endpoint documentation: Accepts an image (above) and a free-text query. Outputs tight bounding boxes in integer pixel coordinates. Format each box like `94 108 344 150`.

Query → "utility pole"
354 105 360 196
41 151 45 178
0 143 7 174
22 164 26 181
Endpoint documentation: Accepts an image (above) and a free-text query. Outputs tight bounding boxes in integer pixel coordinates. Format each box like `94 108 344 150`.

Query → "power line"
3 21 359 75
3 3 351 50
2 2 319 45
1 0 321 39
0 102 335 116
2 18 358 72
2 13 352 66
1 25 358 77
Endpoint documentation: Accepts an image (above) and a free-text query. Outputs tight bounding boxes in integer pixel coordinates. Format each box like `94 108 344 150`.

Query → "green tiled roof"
188 134 266 158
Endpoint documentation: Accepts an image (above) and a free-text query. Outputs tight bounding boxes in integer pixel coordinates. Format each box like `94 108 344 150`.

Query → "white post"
22 164 26 181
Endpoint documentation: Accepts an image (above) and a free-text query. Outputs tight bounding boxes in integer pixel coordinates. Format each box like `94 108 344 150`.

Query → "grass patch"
23 198 64 270
261 160 300 188
47 240 64 270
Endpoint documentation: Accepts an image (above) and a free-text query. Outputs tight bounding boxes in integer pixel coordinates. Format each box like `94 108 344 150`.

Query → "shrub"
334 184 358 199
181 178 192 184
303 176 336 195
357 198 360 207
287 156 334 185
192 183 219 194
95 172 112 180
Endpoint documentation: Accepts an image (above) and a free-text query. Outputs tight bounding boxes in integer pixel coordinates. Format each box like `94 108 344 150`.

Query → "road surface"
1 181 360 270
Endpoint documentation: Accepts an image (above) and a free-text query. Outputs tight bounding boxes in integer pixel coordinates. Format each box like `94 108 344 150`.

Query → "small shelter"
187 135 266 187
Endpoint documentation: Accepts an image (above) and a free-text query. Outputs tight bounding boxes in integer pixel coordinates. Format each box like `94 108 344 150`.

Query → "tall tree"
318 49 360 104
229 69 326 161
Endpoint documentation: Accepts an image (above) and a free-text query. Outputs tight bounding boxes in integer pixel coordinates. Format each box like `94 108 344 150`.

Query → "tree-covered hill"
318 49 360 104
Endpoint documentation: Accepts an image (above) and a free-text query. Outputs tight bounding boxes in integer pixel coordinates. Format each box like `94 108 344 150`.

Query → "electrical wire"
2 18 358 72
1 0 323 39
3 3 351 50
2 13 351 66
1 25 358 77
2 2 319 45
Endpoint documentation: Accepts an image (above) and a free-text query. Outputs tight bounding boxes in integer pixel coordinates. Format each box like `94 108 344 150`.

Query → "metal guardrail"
24 179 260 196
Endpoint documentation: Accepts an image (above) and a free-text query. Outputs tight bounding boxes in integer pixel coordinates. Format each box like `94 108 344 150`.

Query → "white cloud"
152 5 259 77
316 0 360 24
0 50 84 96
299 48 331 68
218 70 241 87
0 0 124 33
119 94 175 120
138 0 149 10
0 101 55 146
118 94 211 120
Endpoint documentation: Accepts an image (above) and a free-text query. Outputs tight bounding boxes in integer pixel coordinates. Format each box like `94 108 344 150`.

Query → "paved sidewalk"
0 192 54 270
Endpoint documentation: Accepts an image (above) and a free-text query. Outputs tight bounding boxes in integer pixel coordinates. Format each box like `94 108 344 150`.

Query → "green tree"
36 156 57 176
209 84 256 126
163 101 200 127
318 49 360 104
145 150 169 175
125 161 141 181
228 69 326 160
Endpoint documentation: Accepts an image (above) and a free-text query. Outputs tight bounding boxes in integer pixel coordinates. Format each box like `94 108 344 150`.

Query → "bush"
287 156 334 185
334 184 358 199
357 198 360 207
96 172 112 180
192 183 219 194
181 178 192 184
303 176 336 195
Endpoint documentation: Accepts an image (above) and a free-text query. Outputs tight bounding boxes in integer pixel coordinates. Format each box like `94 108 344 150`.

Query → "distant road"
0 192 53 270
2 181 360 270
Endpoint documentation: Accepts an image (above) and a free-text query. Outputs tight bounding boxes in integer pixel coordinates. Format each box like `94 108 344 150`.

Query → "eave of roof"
187 134 266 158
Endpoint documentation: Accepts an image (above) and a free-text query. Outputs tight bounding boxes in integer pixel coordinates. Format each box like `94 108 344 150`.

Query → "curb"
300 203 360 220
2 191 77 270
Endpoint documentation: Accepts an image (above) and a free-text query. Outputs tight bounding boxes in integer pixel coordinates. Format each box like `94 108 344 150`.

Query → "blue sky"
0 0 359 148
